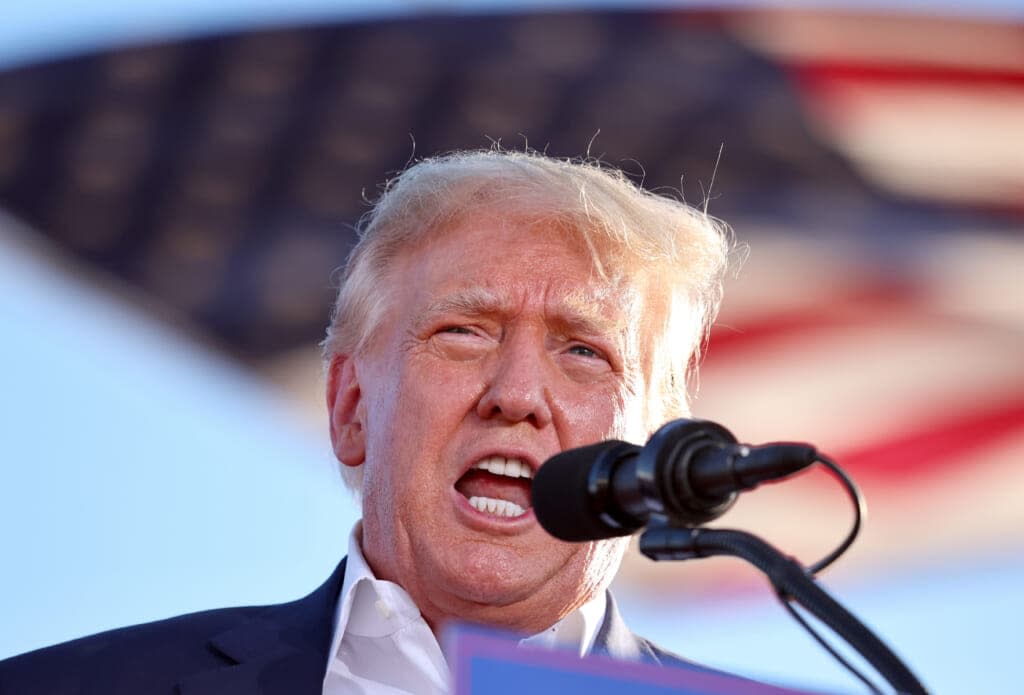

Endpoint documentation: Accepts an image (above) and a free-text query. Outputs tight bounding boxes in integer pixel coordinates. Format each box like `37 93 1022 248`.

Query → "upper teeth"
473 456 532 479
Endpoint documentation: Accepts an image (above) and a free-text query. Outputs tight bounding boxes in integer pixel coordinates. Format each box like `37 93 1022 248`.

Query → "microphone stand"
639 523 928 695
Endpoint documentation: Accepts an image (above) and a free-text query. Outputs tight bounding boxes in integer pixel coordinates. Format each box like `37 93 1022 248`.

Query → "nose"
476 332 554 428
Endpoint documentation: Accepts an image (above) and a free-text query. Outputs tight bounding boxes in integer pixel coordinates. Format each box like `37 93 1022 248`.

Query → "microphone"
532 419 818 542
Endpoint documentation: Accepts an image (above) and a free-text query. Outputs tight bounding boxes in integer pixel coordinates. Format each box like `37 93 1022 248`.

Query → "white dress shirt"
322 524 607 695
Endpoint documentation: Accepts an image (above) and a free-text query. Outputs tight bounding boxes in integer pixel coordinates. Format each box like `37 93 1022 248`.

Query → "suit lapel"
593 591 734 676
177 558 347 695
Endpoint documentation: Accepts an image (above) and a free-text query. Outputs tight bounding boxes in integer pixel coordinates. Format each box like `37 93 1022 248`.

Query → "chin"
437 542 553 606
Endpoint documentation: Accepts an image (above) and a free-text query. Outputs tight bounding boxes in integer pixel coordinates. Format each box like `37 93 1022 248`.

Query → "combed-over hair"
322 149 734 491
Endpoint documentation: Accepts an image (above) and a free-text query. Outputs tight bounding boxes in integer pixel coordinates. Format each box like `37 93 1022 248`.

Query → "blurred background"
1 1 1022 692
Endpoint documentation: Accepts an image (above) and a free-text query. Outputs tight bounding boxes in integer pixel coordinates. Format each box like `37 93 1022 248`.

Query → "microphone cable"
805 453 867 576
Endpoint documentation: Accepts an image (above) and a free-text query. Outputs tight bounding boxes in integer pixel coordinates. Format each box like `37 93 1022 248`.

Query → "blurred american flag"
621 9 1024 592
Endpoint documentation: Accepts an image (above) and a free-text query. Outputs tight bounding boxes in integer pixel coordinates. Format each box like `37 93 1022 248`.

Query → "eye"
441 325 474 335
430 323 493 361
567 344 600 359
559 341 615 379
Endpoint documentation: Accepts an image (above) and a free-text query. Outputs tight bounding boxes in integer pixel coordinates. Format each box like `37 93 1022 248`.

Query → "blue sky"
3 0 1024 69
0 213 358 657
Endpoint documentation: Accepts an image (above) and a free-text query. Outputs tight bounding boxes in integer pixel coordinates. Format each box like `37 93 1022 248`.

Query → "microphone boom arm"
639 525 929 694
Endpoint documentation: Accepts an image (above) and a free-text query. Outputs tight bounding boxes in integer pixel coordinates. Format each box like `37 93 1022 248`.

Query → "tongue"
455 470 532 510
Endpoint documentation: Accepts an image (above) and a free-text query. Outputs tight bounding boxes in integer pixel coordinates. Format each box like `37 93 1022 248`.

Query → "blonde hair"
322 149 734 489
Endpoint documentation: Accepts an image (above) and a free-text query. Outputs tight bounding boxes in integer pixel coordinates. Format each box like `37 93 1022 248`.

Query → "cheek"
609 368 653 442
563 385 646 446
361 365 465 485
358 372 415 498
618 391 652 443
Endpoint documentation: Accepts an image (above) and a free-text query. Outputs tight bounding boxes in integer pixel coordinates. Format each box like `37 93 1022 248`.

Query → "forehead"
398 212 641 317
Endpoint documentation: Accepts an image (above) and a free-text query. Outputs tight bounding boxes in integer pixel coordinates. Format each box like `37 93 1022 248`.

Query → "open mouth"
454 456 533 519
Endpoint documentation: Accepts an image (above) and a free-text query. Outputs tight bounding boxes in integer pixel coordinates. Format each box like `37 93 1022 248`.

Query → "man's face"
328 212 663 633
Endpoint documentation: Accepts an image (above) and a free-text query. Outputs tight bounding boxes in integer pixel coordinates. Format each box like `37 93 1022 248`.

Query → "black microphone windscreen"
532 441 635 542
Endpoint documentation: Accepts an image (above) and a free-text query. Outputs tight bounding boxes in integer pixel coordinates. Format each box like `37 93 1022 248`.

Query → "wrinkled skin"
326 213 670 635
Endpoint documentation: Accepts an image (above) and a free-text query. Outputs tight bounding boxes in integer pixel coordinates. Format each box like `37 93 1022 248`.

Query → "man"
0 150 733 694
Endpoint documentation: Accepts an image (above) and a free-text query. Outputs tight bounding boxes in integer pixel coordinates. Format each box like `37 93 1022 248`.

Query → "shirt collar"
325 522 608 671
325 523 419 656
519 588 607 657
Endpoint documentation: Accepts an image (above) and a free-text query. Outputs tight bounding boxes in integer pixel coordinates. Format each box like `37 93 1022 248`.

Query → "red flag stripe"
833 398 1024 482
787 60 1024 90
706 283 921 358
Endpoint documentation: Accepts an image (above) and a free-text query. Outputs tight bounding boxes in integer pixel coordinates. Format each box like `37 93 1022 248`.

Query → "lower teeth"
468 496 525 518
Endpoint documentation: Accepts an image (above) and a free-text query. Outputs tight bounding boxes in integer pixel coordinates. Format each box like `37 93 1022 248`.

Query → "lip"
451 448 544 534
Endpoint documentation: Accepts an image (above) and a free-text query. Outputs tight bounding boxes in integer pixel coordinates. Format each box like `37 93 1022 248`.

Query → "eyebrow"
423 285 627 337
424 286 505 320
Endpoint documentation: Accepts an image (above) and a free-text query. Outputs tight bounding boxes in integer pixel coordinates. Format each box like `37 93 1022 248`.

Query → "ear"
326 353 366 467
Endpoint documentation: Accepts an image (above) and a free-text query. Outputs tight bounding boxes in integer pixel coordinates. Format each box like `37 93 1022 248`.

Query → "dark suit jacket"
0 558 716 694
